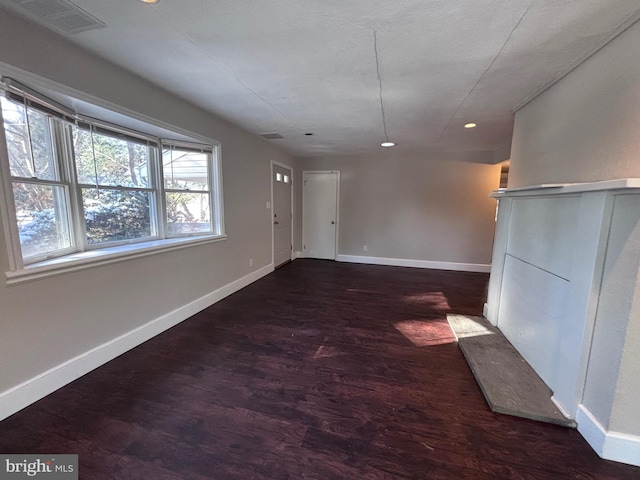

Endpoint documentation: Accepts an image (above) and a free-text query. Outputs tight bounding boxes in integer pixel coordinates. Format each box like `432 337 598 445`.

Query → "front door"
273 164 292 268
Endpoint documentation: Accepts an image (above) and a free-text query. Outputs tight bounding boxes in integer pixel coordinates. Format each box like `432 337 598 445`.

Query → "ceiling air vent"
12 0 106 34
260 133 284 140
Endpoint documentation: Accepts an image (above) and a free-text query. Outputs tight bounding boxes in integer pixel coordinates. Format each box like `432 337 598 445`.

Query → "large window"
0 81 222 271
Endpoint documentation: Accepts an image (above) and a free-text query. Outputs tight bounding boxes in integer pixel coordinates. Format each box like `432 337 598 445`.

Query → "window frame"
160 140 217 239
70 122 164 250
1 97 77 265
0 78 225 279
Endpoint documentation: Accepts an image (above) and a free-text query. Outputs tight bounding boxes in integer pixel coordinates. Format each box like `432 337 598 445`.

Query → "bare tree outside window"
0 88 219 267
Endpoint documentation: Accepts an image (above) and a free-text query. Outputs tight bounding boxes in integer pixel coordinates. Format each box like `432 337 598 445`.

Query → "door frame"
302 170 340 260
271 160 295 268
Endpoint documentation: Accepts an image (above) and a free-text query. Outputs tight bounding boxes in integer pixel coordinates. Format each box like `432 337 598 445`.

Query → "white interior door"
303 171 338 259
273 164 292 267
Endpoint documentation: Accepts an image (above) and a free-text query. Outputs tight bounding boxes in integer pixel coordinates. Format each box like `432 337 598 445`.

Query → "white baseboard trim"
336 254 491 273
551 395 574 420
576 404 640 466
0 263 274 422
294 251 303 259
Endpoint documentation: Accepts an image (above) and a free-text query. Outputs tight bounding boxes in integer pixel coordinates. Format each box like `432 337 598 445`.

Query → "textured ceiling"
1 0 640 160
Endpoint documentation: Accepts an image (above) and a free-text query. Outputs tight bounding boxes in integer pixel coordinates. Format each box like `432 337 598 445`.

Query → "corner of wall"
577 405 640 467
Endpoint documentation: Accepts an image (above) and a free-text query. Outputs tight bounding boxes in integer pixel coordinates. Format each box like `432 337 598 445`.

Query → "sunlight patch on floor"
394 320 456 347
447 314 496 339
402 291 451 310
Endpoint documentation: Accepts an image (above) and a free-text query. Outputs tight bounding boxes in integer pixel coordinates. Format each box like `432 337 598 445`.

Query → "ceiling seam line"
513 8 640 112
373 30 389 143
434 2 533 144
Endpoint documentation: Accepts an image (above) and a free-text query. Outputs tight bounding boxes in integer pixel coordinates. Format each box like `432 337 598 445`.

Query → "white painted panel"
508 196 579 279
498 254 569 390
488 188 620 417
584 194 640 432
486 197 513 325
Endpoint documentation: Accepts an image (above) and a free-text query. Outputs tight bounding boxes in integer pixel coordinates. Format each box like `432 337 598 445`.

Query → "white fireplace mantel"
490 178 640 198
485 178 640 467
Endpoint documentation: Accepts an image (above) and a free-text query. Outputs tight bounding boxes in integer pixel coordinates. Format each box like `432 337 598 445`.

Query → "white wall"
510 22 640 188
507 19 640 465
0 10 298 417
299 152 501 270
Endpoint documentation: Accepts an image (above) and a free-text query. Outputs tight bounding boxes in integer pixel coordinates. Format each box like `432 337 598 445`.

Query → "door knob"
331 221 335 224
274 221 279 225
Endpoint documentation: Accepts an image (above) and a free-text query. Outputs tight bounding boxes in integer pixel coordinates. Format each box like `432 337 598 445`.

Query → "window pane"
1 97 56 180
73 127 150 187
71 127 96 184
29 108 57 180
13 182 71 259
163 148 209 190
166 192 211 235
82 188 153 244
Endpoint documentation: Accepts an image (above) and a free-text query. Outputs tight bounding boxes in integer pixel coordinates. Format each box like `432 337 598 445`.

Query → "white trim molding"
6 235 227 286
551 395 573 420
0 263 274 422
294 250 304 259
336 254 491 273
577 405 640 467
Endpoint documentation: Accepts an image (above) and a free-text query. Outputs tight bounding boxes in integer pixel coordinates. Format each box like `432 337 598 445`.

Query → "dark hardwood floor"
1 259 638 479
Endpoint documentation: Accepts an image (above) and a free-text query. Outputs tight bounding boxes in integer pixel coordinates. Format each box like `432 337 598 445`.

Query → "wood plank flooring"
1 259 638 479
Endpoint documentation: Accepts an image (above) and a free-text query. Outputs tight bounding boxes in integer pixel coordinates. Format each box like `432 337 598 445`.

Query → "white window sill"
5 234 227 285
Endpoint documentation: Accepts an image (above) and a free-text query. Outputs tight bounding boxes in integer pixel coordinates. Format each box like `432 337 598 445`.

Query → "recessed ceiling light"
464 123 477 129
139 0 159 4
380 142 396 147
